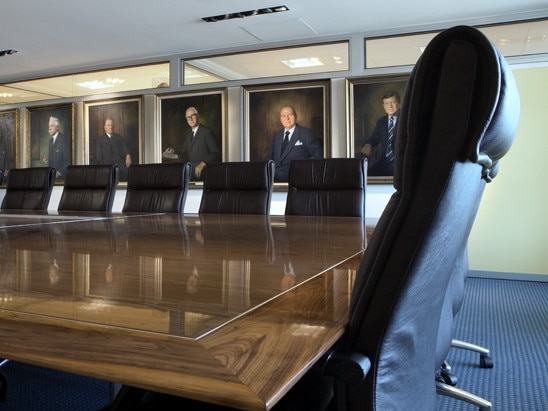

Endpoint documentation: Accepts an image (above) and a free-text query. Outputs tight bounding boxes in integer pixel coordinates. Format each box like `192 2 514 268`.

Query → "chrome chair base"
436 381 492 411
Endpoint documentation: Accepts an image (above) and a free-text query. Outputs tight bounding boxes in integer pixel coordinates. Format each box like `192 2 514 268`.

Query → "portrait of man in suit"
163 106 221 181
352 78 407 179
29 105 73 179
266 105 323 182
247 82 327 181
0 110 16 180
44 116 71 180
358 90 400 177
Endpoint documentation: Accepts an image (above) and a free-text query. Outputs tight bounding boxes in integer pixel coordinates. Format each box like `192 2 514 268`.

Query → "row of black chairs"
0 158 368 216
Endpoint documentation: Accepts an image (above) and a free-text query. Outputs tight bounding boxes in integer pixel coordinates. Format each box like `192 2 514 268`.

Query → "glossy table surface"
0 212 370 410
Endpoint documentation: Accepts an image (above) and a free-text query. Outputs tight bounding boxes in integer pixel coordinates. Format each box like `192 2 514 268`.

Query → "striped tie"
281 130 290 153
385 116 395 161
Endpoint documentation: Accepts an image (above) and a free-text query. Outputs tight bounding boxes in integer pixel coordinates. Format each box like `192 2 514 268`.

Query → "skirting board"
469 270 548 282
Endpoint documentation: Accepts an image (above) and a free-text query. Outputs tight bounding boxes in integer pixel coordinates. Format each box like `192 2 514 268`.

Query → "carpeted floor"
0 361 110 411
1 277 546 410
436 277 548 410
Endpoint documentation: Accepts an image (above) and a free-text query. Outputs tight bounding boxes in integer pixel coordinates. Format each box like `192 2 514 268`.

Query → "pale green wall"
468 65 548 275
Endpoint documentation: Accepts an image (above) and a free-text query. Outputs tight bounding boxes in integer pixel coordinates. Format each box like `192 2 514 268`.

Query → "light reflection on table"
0 212 369 410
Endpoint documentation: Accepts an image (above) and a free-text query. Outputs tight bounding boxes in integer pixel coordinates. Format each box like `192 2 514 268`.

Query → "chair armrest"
325 351 371 385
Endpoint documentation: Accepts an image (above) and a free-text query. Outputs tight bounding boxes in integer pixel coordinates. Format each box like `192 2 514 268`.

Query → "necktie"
281 130 290 153
385 116 395 161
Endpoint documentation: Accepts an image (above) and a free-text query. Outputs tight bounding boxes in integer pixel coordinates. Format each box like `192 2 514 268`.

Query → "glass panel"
0 62 169 106
183 42 349 85
365 19 548 69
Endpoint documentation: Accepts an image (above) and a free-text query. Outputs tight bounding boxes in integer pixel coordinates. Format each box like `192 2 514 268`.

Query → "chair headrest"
394 25 520 188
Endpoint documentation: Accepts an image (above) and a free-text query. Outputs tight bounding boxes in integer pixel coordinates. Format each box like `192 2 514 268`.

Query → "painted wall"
467 65 548 276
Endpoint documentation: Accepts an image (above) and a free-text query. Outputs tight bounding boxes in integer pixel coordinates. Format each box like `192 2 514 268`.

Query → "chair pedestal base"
436 381 492 411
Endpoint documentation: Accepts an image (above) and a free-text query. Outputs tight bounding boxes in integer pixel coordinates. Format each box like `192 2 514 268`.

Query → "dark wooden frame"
85 97 142 168
27 103 74 172
348 74 408 183
244 80 330 163
158 89 226 166
0 109 18 179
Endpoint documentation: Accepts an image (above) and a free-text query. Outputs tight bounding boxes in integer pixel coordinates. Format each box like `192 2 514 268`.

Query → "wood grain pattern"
0 212 370 410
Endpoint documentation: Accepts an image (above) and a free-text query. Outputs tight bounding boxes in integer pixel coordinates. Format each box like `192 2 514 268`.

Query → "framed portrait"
244 80 329 165
85 97 142 181
349 75 408 183
27 104 74 180
0 109 18 180
159 89 225 167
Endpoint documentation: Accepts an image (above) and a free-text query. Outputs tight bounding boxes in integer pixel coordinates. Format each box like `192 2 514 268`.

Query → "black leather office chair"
285 158 367 217
1 167 56 211
0 169 3 185
101 25 519 411
431 26 519 411
57 164 119 212
198 160 275 215
122 163 191 213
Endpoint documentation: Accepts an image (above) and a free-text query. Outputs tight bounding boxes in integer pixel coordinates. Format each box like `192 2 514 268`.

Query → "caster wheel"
439 371 458 386
480 354 494 369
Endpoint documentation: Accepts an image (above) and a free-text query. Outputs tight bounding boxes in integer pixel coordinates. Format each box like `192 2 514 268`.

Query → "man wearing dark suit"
45 116 70 180
266 105 323 182
163 107 221 181
95 118 132 181
359 90 400 176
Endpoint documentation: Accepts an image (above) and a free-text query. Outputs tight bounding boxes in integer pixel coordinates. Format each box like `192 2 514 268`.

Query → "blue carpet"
0 361 110 410
437 278 548 410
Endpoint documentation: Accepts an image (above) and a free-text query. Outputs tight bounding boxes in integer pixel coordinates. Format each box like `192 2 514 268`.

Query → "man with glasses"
163 107 221 181
358 90 401 176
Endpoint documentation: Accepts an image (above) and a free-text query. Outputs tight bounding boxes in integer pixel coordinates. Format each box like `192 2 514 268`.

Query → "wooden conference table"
0 211 369 410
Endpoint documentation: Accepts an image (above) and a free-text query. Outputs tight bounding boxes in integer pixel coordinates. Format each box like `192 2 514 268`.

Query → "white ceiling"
1 0 548 83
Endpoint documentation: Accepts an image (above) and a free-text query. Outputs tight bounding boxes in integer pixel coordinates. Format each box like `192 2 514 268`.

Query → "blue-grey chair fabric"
58 164 119 212
199 160 275 215
122 163 191 213
1 167 56 211
285 158 367 217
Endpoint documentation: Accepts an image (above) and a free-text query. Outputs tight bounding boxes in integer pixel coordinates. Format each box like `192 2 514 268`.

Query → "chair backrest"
57 164 119 212
328 26 519 410
198 160 275 215
0 169 3 185
1 167 56 211
122 162 191 213
285 158 367 217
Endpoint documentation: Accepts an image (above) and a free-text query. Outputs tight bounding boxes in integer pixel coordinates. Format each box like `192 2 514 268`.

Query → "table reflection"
0 213 365 338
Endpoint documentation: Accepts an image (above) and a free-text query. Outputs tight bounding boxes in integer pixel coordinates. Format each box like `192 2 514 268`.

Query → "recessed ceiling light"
203 5 289 23
77 81 114 90
281 57 323 68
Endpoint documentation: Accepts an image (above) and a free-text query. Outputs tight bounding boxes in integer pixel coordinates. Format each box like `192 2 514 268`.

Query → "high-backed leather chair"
57 164 119 212
1 167 56 211
429 26 519 410
285 158 367 217
122 163 191 213
198 160 275 215
100 25 519 411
